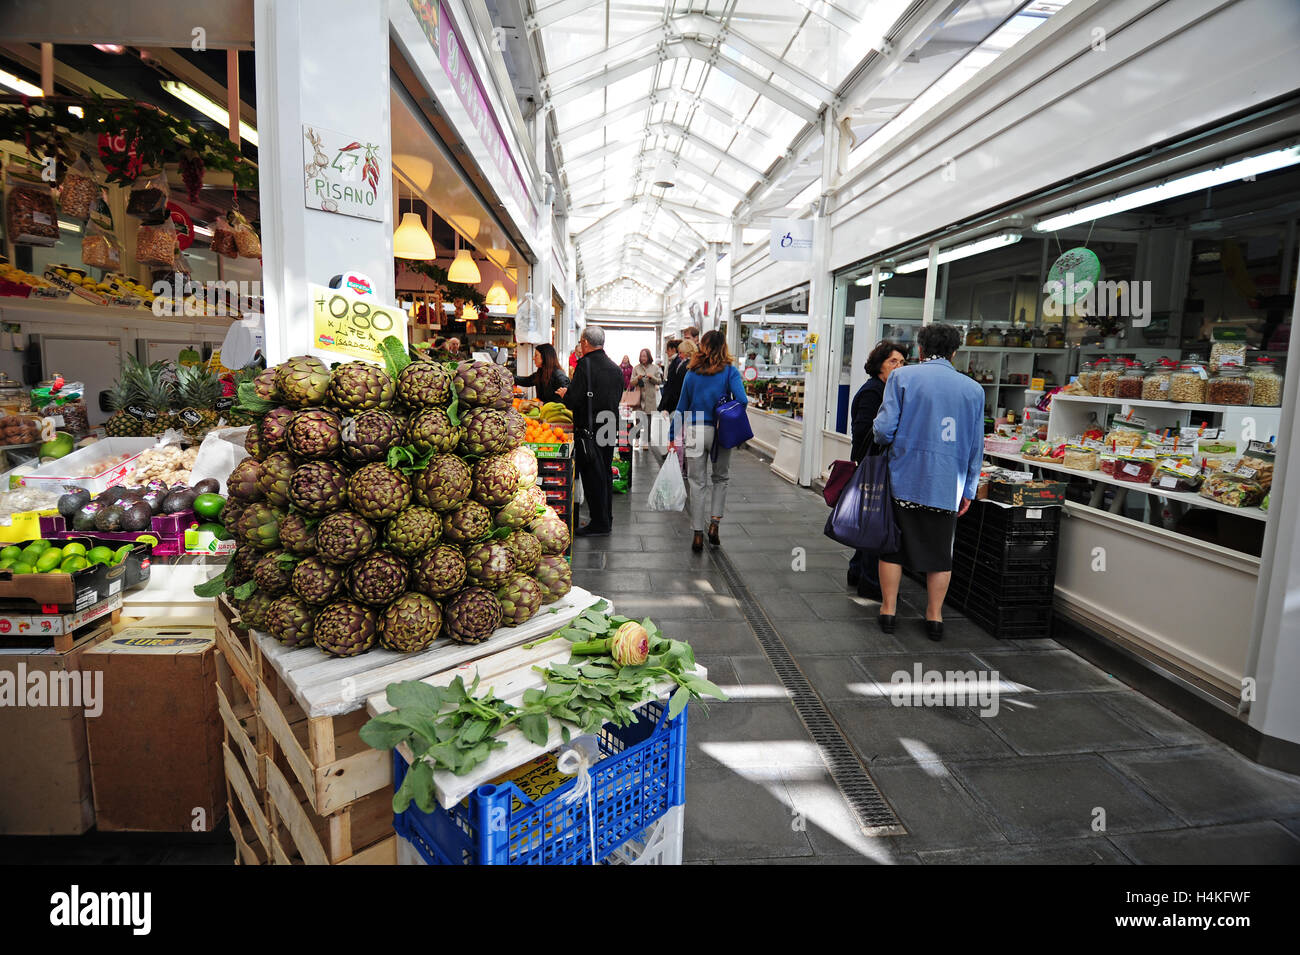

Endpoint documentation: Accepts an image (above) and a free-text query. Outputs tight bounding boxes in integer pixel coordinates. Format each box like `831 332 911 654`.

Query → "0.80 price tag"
309 282 407 365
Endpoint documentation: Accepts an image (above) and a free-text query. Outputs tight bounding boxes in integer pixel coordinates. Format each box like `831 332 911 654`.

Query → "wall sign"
303 125 387 221
770 218 814 261
309 282 407 365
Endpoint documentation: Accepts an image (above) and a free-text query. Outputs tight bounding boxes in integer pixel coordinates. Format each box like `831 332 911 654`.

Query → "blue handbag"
713 374 753 453
823 453 901 553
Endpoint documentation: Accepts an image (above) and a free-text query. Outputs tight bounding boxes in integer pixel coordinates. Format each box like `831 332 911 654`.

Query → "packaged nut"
1063 446 1099 471
1200 470 1264 508
1116 361 1145 398
1169 361 1208 403
136 219 178 266
1206 366 1253 405
1142 360 1175 401
59 164 101 221
5 163 60 246
1209 340 1246 373
211 215 239 257
1097 360 1120 398
1247 358 1283 407
82 232 122 270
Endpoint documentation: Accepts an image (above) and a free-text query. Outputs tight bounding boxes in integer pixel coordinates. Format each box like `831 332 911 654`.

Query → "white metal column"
703 242 718 332
725 222 743 359
253 0 394 364
920 243 939 326
797 109 839 487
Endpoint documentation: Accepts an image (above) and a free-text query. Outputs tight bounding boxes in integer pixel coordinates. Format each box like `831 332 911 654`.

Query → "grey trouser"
683 423 731 531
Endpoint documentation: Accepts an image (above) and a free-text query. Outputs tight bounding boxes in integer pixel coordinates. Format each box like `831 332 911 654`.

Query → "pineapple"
136 361 176 436
104 370 144 437
175 364 222 441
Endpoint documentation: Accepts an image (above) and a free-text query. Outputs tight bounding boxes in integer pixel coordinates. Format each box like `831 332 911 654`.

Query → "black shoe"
691 531 704 553
878 614 896 634
857 580 883 601
575 524 611 537
925 620 944 642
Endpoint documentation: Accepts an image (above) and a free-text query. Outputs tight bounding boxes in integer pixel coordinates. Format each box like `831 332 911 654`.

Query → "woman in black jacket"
514 343 570 403
847 341 907 599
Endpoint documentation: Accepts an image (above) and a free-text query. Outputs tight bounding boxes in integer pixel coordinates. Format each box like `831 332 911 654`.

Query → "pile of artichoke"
212 351 572 658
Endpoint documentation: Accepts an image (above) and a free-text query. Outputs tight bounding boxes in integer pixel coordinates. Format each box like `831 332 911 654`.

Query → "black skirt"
879 499 958 573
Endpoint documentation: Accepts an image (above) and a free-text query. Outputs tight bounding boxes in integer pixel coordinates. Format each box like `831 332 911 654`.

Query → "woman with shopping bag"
674 330 748 553
630 348 663 451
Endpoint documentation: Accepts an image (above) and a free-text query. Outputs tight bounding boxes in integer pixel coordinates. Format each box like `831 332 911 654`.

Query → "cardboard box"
986 480 1068 507
0 539 147 612
81 626 225 832
0 625 110 834
0 594 122 646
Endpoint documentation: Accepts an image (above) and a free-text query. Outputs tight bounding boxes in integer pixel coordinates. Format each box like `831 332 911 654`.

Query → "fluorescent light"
1034 146 1300 232
67 106 84 118
193 225 214 238
895 233 1021 273
59 220 82 233
854 271 893 286
161 80 258 146
0 69 42 97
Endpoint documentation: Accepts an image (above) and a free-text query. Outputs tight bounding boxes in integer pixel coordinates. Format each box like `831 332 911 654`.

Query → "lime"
197 522 230 540
1 545 21 562
60 542 87 558
60 556 89 573
112 545 134 565
87 546 115 565
35 550 64 573
19 545 42 564
0 559 14 571
10 562 34 574
29 539 52 553
193 493 225 520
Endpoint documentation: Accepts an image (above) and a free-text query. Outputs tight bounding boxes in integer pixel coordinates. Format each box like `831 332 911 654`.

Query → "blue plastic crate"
394 699 687 865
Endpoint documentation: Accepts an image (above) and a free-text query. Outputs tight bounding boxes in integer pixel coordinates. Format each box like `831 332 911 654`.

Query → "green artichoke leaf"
519 712 549 747
392 758 435 813
379 335 412 379
234 380 274 415
231 579 257 600
385 680 446 714
192 561 233 598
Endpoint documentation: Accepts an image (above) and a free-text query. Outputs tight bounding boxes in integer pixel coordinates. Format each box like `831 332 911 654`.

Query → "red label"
41 603 58 614
0 620 11 634
97 131 142 180
168 202 194 250
140 559 151 570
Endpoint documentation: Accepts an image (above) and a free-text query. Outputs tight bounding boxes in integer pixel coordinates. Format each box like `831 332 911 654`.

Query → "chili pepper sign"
303 124 387 222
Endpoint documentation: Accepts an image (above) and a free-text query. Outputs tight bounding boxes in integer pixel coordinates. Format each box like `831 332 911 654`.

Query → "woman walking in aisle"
630 348 663 450
847 341 907 600
514 343 570 402
620 355 634 389
871 323 984 640
675 330 747 553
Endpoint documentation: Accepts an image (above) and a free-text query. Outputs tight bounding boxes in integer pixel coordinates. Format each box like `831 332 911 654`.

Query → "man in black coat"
565 324 625 536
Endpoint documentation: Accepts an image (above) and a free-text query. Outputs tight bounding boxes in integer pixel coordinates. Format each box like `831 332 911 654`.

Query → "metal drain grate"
708 546 905 836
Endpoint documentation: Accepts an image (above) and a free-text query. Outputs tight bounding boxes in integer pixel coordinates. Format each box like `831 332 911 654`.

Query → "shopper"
444 337 462 360
872 323 984 640
565 325 624 537
658 339 685 414
620 355 634 389
681 325 700 346
514 343 570 403
568 348 578 374
675 330 747 553
847 341 907 600
630 348 662 450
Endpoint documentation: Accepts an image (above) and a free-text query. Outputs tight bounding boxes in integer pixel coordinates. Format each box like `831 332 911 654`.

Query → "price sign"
309 282 407 365
742 366 758 381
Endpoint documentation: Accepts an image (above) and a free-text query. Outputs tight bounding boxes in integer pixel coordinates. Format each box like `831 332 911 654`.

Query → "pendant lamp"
448 234 481 283
393 198 436 260
485 280 509 307
462 303 479 324
506 294 518 315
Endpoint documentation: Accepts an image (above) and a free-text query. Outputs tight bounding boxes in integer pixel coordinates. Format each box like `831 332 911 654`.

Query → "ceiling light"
394 212 436 260
161 80 258 146
1034 145 1300 233
0 69 42 97
462 303 479 323
854 271 893 285
93 44 126 54
193 224 215 238
485 280 509 307
652 159 676 189
448 236 481 283
895 233 1022 273
507 294 518 315
67 106 84 118
451 215 481 238
58 220 81 233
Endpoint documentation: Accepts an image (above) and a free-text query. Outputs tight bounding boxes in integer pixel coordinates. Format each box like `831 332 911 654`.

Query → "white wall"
731 241 812 312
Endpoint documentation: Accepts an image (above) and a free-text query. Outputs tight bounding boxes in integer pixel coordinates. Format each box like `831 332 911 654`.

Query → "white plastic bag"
189 426 250 495
647 453 687 511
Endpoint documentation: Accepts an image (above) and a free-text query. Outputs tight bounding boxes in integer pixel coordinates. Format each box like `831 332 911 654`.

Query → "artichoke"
260 406 295 452
275 355 331 407
397 361 453 408
412 544 467 599
278 512 317 556
531 515 571 556
328 361 395 414
380 593 443 652
508 447 538 489
257 451 294 508
463 540 516 587
503 529 542 574
471 455 521 508
235 503 284 550
533 555 572 604
252 549 295 596
291 556 345 605
444 587 503 644
442 501 492 546
266 596 317 648
236 590 275 630
227 457 265 502
340 409 403 463
347 463 412 522
253 367 280 403
453 360 509 408
222 499 249 535
347 550 410 607
458 407 511 456
384 506 441 557
414 454 472 512
502 408 528 449
244 422 266 461
406 408 463 454
495 574 544 627
286 408 343 460
315 510 377 565
529 505 562 530
288 460 350 516
231 544 261 584
313 600 379 657
495 486 547 530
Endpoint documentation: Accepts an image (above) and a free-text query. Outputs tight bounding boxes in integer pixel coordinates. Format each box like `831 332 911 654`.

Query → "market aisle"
579 447 1300 864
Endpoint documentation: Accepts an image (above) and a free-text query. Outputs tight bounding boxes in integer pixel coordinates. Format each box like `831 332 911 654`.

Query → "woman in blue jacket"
871 323 985 640
675 330 747 553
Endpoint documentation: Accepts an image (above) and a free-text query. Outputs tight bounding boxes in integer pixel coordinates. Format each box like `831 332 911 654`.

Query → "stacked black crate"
535 450 575 558
947 501 1060 639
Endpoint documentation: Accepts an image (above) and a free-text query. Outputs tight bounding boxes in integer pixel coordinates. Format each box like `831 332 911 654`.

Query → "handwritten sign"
310 282 407 365
303 125 387 222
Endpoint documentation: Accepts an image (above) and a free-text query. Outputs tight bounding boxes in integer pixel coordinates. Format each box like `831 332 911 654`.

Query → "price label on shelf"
39 417 58 441
309 282 407 365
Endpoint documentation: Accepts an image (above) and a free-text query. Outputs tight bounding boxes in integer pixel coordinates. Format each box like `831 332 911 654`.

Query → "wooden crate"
264 756 396 865
213 595 260 702
215 649 267 790
223 742 270 864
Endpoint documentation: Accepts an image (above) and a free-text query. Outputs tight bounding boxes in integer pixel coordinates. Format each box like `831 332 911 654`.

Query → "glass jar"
1117 361 1146 399
1077 360 1100 395
1142 360 1174 401
0 372 26 413
1097 359 1121 398
1045 325 1064 348
1207 366 1254 405
1247 358 1283 407
984 325 1004 347
1003 326 1024 348
965 325 985 346
1169 361 1209 403
1029 326 1046 349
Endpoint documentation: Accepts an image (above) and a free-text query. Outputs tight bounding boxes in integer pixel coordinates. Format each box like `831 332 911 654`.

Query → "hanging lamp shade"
393 212 436 259
448 247 481 283
506 294 518 315
485 280 509 307
462 303 479 324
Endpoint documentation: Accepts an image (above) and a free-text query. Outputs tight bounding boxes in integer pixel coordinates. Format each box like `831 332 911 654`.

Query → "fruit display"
195 343 561 657
122 444 200 487
516 397 573 444
0 537 133 575
0 413 41 446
